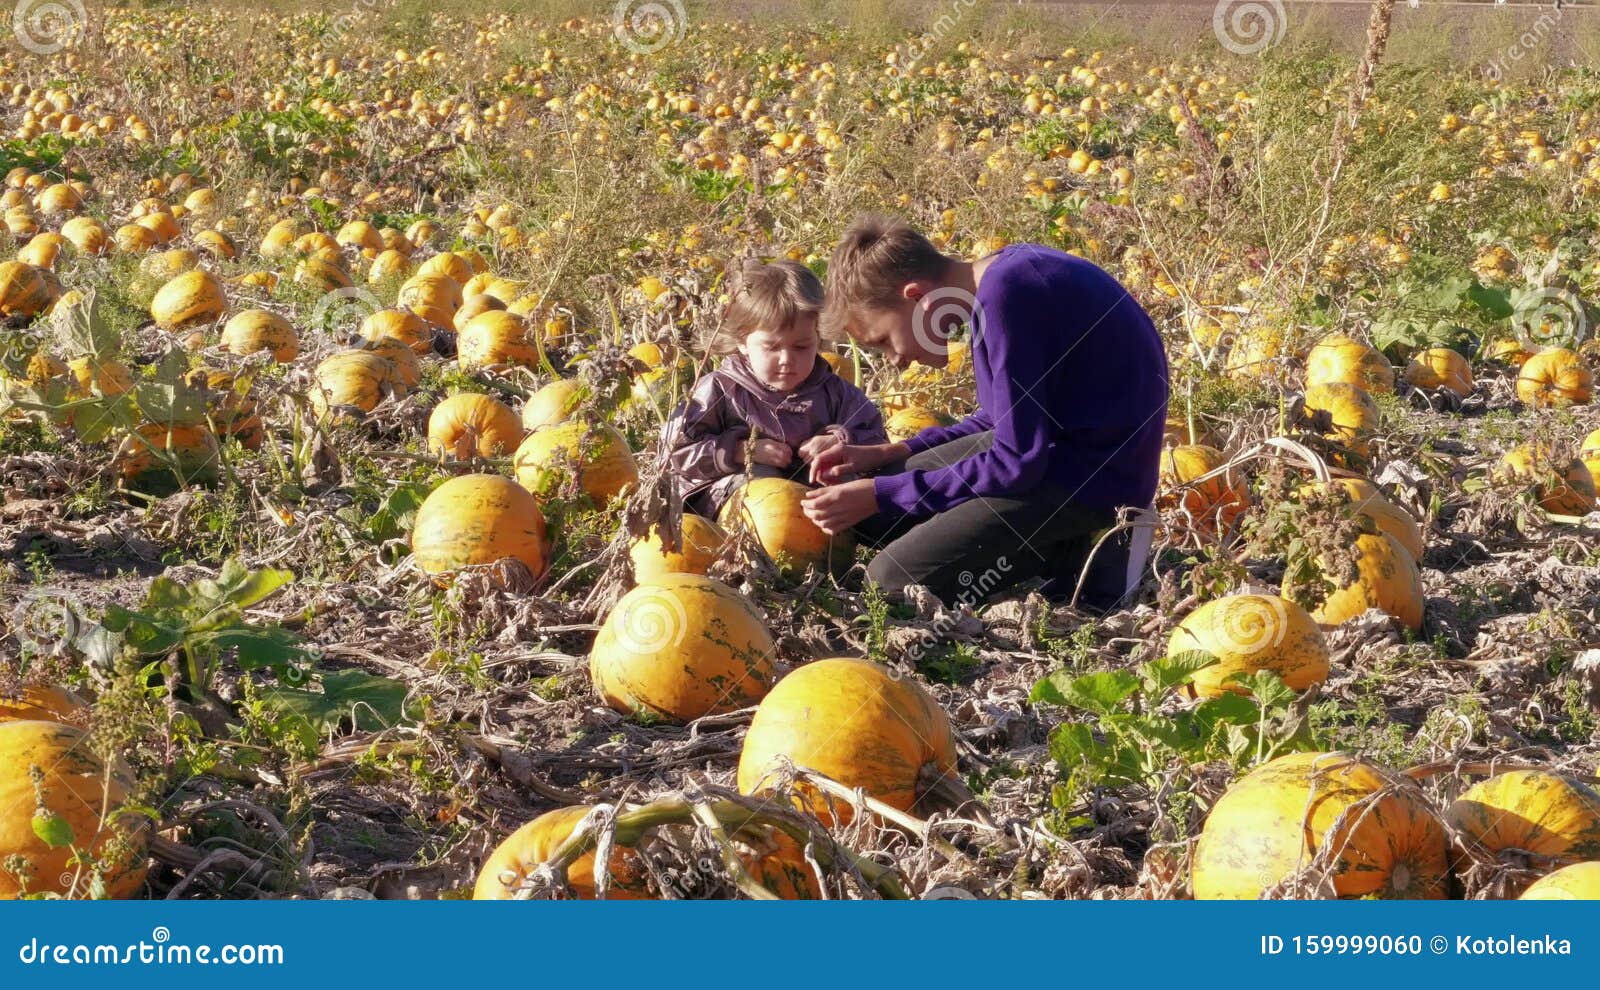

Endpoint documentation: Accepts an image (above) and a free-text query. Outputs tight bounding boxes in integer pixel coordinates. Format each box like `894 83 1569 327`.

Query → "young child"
804 215 1169 612
664 259 887 518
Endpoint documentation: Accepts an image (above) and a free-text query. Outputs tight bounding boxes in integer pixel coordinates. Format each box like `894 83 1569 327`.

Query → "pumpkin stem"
916 762 993 827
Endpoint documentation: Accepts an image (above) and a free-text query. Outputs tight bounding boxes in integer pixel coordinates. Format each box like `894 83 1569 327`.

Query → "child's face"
739 314 819 391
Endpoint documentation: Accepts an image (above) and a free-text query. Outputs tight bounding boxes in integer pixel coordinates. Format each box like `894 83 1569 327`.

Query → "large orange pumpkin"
114 423 221 494
884 406 955 443
0 721 149 899
1494 444 1597 516
1305 334 1395 394
427 394 524 459
521 379 588 431
310 351 403 419
1516 348 1593 407
736 658 959 825
473 806 650 900
1521 861 1600 900
1290 531 1422 631
1447 770 1600 891
221 309 298 362
1192 751 1449 900
590 574 776 722
1158 444 1250 534
1303 382 1381 459
458 310 541 371
150 269 226 331
513 421 638 503
360 308 432 355
0 685 87 725
1403 347 1474 398
719 477 854 579
0 260 52 318
1168 594 1329 698
410 474 546 578
629 515 728 584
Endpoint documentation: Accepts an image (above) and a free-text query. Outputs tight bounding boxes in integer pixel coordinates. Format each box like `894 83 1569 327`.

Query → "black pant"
853 432 1123 609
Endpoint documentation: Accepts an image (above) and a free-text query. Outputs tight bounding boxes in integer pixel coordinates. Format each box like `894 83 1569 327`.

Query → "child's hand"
797 432 843 464
749 439 793 468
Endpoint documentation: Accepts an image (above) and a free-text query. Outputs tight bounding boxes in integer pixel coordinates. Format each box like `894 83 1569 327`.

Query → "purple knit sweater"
874 244 1168 516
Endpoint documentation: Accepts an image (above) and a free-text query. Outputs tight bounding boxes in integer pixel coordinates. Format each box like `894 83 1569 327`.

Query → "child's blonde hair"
711 258 824 355
820 214 950 339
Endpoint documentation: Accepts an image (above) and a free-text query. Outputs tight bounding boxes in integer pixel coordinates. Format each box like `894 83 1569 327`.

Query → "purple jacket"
664 351 887 512
875 244 1169 517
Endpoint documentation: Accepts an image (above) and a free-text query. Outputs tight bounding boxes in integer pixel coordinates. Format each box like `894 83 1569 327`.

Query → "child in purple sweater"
664 259 887 518
805 215 1169 611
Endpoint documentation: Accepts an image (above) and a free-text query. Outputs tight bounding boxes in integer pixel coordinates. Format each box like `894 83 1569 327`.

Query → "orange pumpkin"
1305 334 1395 394
0 721 149 899
719 477 854 579
409 474 546 578
884 405 955 443
451 293 506 334
1494 444 1597 516
0 260 52 318
1301 478 1425 560
521 379 588 431
1192 751 1449 899
513 421 638 503
221 309 298 362
1168 594 1329 698
1290 531 1423 631
311 351 403 419
114 423 221 494
360 308 432 355
1403 347 1474 398
459 310 541 371
427 394 524 459
1158 444 1250 534
0 685 88 725
1447 770 1600 893
1303 382 1381 459
629 515 728 583
473 806 650 900
591 574 775 722
150 269 226 331
737 658 960 826
1516 348 1593 407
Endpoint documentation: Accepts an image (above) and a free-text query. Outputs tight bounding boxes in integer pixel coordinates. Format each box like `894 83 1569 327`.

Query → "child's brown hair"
820 213 950 339
711 258 824 355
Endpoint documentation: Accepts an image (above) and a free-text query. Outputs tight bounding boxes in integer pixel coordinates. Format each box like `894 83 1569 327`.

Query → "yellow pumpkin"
459 310 541 371
0 685 87 725
1447 770 1600 893
522 379 588 430
1494 444 1597 516
513 421 638 503
1301 478 1425 560
336 220 383 256
819 350 856 386
259 219 305 258
719 477 854 580
1192 751 1449 900
361 336 422 388
590 574 776 722
629 515 728 583
366 247 413 285
427 394 524 459
114 423 221 494
0 260 52 318
1158 444 1250 533
221 309 298 362
292 255 353 293
1289 531 1423 631
311 351 404 419
451 293 506 334
1169 594 1329 698
1581 428 1600 491
474 806 650 900
0 721 149 899
150 269 226 331
1521 862 1600 900
1305 334 1395 394
398 272 463 327
885 405 955 443
18 232 67 269
1516 348 1593 407
1403 347 1474 398
1303 382 1380 459
737 658 959 825
114 223 159 254
360 308 432 355
416 251 475 284
1484 337 1538 367
410 474 546 578
59 216 109 255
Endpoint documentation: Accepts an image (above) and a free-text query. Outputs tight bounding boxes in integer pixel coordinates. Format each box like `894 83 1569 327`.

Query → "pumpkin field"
4 0 1600 902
